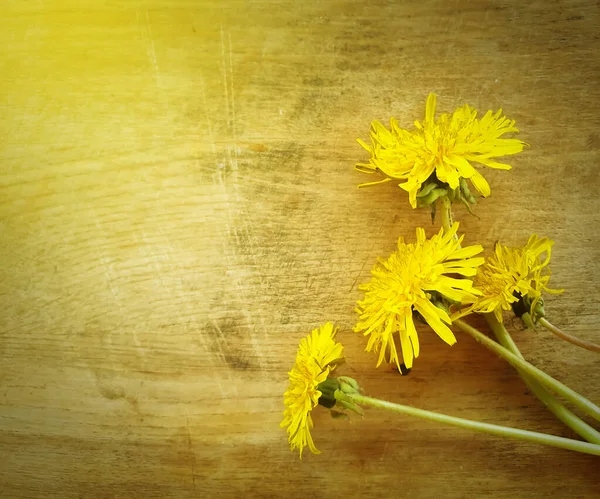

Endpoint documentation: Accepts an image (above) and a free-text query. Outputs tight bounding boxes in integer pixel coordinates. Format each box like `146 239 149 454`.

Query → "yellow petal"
429 320 457 346
406 313 420 358
357 138 372 153
425 93 437 125
448 245 484 260
470 170 491 197
445 154 477 178
357 177 393 188
399 324 414 369
415 297 451 326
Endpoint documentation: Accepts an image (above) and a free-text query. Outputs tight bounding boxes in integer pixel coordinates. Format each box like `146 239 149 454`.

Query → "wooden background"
1 1 600 497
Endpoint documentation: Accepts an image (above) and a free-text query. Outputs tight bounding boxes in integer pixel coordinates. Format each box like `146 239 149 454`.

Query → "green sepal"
338 376 360 395
317 378 340 408
416 181 438 198
512 294 546 328
334 390 365 416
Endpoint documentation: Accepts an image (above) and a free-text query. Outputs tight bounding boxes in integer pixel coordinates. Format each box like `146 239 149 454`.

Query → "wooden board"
1 1 599 497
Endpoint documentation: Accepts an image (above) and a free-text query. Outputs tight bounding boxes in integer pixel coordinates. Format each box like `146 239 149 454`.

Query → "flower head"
458 235 563 323
356 93 527 208
281 322 344 457
354 223 484 369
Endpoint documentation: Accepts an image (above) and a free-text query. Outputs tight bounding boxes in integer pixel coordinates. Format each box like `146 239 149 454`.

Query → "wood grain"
1 1 600 497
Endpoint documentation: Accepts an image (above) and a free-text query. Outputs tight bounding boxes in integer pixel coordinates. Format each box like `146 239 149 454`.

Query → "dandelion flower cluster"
356 93 527 208
280 322 344 457
461 235 563 323
354 223 484 369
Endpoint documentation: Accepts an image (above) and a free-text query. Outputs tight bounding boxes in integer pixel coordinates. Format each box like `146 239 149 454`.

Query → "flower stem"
440 196 454 234
340 392 600 457
485 313 600 444
453 318 600 423
538 317 600 354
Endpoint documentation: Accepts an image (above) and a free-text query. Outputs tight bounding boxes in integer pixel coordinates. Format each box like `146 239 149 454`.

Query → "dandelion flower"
460 235 563 323
356 93 527 208
354 223 484 369
281 322 344 457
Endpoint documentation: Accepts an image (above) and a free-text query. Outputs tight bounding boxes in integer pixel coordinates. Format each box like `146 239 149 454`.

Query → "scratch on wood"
210 319 240 395
380 441 389 462
131 331 147 364
199 76 219 168
350 255 372 292
220 25 232 157
221 27 271 369
145 10 161 86
209 27 274 372
186 417 197 495
228 32 238 172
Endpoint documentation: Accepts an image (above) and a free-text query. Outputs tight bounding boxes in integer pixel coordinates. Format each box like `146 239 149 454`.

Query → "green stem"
440 196 454 234
453 318 600 423
339 392 600 457
485 313 600 444
538 317 600 353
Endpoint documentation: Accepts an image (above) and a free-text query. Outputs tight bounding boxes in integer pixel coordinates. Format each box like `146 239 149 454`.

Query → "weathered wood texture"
1 1 600 497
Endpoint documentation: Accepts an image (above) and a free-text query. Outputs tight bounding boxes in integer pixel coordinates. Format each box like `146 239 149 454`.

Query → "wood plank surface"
1 1 600 497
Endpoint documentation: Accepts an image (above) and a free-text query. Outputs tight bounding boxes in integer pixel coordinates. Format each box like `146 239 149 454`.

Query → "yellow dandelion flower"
354 223 484 369
356 93 527 208
280 322 344 457
461 235 563 323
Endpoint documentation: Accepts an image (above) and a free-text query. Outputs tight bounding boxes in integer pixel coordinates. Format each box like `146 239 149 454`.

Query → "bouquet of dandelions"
281 94 600 458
